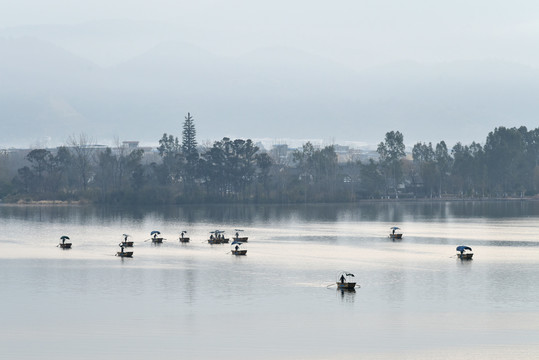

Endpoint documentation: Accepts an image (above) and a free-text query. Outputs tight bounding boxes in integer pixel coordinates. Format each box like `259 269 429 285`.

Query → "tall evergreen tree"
182 113 198 160
182 112 199 185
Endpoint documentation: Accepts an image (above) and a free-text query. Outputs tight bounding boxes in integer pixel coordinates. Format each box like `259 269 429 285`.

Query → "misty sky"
3 1 539 148
4 0 539 70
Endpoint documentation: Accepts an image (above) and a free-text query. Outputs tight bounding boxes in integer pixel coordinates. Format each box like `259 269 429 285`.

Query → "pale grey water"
1 202 539 359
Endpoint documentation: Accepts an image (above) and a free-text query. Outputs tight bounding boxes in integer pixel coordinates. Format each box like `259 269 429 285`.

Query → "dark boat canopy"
150 231 161 235
60 236 70 240
456 246 472 251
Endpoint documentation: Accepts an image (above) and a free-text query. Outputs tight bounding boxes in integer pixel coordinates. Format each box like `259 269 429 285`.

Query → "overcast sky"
3 0 539 70
3 1 539 148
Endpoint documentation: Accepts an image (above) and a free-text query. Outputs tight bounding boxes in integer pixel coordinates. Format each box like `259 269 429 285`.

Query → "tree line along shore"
1 114 539 205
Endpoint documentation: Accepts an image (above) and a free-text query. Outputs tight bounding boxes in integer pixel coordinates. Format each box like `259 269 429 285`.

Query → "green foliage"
377 131 405 196
9 124 539 204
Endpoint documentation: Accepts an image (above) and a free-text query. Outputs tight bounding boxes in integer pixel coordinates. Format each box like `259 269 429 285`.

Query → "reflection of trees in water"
3 201 539 227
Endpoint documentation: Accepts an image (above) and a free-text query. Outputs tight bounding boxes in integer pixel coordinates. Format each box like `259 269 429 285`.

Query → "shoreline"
2 197 539 206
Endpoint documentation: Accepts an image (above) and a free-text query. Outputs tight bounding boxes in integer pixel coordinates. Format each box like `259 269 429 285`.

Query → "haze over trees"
3 115 539 204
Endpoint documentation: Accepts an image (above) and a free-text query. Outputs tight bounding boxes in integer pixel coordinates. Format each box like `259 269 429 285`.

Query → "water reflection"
338 288 356 303
3 201 539 226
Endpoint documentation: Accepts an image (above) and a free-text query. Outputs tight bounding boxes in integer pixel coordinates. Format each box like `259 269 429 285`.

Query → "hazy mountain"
2 35 539 148
0 20 177 67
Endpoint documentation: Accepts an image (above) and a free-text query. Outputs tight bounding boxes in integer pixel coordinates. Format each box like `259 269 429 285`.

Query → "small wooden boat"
121 234 134 247
456 246 473 260
179 231 190 243
116 241 133 257
233 229 248 243
116 251 133 258
231 249 247 255
58 235 72 249
209 230 227 244
149 230 164 243
389 226 402 239
336 271 358 290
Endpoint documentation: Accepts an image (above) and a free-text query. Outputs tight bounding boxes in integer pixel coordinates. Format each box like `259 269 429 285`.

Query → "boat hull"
234 237 248 243
389 233 403 239
120 241 134 247
231 250 247 255
179 237 190 243
336 282 356 289
59 243 72 249
152 237 163 243
457 253 474 260
116 252 133 257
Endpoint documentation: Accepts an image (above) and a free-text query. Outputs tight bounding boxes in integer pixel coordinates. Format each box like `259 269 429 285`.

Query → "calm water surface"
1 202 539 359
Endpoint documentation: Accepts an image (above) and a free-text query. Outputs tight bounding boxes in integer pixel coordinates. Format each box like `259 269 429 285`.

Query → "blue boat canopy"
150 231 160 235
60 235 70 240
390 226 400 230
456 246 472 251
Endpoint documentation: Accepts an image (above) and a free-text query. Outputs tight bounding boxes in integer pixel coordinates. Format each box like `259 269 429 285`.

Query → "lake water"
1 202 539 359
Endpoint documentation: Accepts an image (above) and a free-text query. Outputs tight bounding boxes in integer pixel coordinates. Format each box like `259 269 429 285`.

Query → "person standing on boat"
340 274 346 284
392 228 395 235
120 245 125 254
235 245 239 252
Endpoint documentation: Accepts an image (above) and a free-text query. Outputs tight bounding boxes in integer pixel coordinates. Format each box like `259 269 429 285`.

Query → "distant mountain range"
2 28 539 148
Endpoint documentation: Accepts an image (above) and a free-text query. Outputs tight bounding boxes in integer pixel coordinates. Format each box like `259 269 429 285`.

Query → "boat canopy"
390 226 400 230
337 271 355 282
150 231 160 235
456 245 472 252
60 236 70 240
